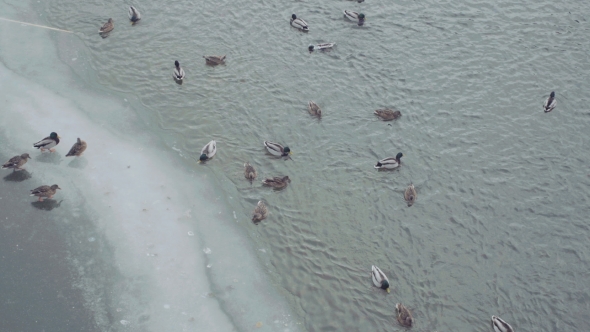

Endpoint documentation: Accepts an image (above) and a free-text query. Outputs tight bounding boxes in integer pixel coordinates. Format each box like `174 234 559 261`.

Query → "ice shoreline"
0 4 298 331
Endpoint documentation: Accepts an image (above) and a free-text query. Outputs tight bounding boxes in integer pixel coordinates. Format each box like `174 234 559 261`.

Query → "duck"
374 109 401 121
262 176 291 189
371 265 390 293
198 140 217 162
2 153 31 172
128 6 141 24
252 200 268 222
264 141 292 157
395 303 413 327
491 316 514 332
308 43 335 53
374 152 403 169
203 55 226 65
244 162 257 183
173 60 185 81
99 18 114 34
343 10 365 26
65 138 87 157
404 183 417 207
544 91 556 113
308 101 322 117
30 184 61 202
33 132 60 152
290 14 309 31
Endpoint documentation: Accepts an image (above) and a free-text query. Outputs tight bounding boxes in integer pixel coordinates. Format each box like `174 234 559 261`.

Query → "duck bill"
386 288 390 293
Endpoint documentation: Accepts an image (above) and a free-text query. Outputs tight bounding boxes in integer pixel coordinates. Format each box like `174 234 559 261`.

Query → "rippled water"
5 0 590 330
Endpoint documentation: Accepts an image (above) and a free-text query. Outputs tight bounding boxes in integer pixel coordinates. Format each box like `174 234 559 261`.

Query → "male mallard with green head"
371 265 390 293
66 138 87 157
198 140 217 163
491 316 514 332
33 132 60 152
2 153 31 171
343 10 365 26
262 176 291 189
374 152 403 169
264 141 292 158
30 184 61 202
128 6 141 24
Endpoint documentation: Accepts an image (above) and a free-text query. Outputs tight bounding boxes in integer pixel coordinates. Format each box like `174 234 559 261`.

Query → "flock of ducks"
2 132 86 201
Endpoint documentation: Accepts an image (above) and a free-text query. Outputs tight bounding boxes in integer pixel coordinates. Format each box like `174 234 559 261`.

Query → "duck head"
291 14 297 20
175 60 180 68
282 146 291 156
308 45 314 52
20 153 31 159
550 91 555 98
396 152 403 162
50 184 61 190
199 154 208 161
381 279 390 293
50 132 59 139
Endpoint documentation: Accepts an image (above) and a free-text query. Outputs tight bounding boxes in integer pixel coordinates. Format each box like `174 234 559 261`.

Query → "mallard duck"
128 6 141 24
199 140 217 162
203 55 226 65
252 200 268 222
544 91 556 113
262 176 291 188
2 153 31 171
290 14 309 31
173 60 185 81
65 138 87 157
244 162 257 183
308 43 335 53
33 132 60 152
264 141 292 157
308 101 322 117
99 18 114 33
30 184 61 202
371 265 390 293
404 183 417 207
343 10 365 26
491 316 514 332
395 303 413 327
374 152 403 169
374 109 401 121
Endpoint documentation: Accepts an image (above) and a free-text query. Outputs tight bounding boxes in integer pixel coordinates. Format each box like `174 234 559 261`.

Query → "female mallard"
308 43 335 53
374 109 401 121
65 138 87 157
404 183 417 207
262 176 291 189
374 152 403 169
244 162 257 183
491 316 514 332
203 55 226 65
30 184 61 202
128 6 141 24
173 60 185 81
33 132 60 152
308 101 322 117
395 303 413 327
343 10 365 26
198 140 217 162
99 18 114 33
264 141 292 157
544 91 556 113
290 14 309 32
252 200 268 222
2 153 31 171
371 265 390 293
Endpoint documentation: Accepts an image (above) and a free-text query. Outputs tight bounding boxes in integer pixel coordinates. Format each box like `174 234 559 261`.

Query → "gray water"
1 0 590 330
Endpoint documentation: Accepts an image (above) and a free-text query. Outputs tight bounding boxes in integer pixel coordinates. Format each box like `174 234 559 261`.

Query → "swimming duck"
395 303 413 327
308 101 322 117
371 265 390 293
374 109 401 121
308 43 335 53
65 138 87 157
343 10 365 26
173 60 185 81
252 200 268 222
203 55 226 65
374 152 403 169
290 14 309 31
128 6 141 24
198 140 217 162
264 141 292 157
30 184 61 202
2 153 31 171
544 91 556 113
99 18 114 33
244 162 257 183
33 132 60 152
404 183 417 207
262 176 291 189
491 316 514 332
